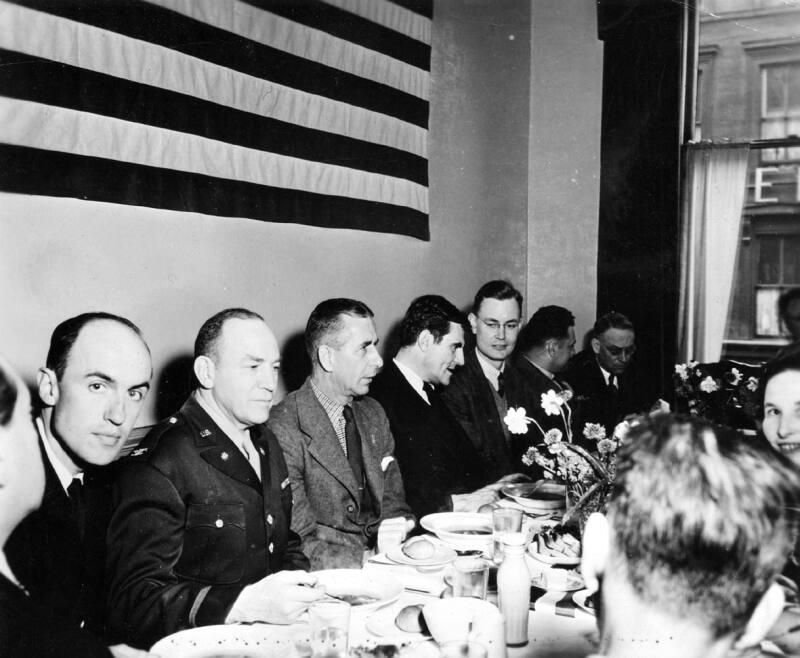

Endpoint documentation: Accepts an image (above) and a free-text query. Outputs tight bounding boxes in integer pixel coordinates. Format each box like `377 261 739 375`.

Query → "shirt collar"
525 356 555 380
37 417 82 492
193 390 250 451
393 358 430 404
310 378 346 426
598 363 614 385
475 348 504 391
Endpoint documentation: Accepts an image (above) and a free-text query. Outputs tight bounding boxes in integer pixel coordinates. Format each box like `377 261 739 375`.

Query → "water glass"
439 640 489 658
452 556 490 599
492 507 522 563
309 599 350 658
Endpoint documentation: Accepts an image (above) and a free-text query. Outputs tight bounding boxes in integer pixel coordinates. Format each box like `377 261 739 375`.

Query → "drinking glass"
452 556 490 599
309 599 350 658
492 507 522 563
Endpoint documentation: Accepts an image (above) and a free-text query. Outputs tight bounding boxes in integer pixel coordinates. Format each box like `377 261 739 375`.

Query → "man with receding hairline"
106 308 318 649
6 312 153 644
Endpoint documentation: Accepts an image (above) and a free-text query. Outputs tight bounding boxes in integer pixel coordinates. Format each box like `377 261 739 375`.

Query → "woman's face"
763 369 800 467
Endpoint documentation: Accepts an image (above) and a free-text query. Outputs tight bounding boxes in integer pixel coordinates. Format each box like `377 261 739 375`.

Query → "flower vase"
562 478 610 535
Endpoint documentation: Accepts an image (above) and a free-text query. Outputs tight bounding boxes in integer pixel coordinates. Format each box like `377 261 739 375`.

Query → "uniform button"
80 621 85 629
268 542 274 553
266 514 273 525
169 417 177 424
215 519 224 528
346 504 355 513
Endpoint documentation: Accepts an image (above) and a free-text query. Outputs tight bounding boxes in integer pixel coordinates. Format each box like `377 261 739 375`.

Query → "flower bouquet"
673 360 760 430
504 389 624 531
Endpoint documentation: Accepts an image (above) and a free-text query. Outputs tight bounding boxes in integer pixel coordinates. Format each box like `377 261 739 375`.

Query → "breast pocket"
178 503 246 584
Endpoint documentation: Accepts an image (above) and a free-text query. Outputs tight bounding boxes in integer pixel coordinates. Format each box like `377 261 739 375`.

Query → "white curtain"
678 144 750 362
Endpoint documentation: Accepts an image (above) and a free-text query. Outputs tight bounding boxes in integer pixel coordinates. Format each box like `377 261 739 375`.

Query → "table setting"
148 482 599 658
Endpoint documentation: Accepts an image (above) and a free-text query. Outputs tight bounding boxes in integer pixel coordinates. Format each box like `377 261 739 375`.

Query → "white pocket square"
380 456 394 471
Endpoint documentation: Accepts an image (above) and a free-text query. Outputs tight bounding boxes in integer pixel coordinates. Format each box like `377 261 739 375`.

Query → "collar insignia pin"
221 451 229 461
200 429 211 437
259 447 265 456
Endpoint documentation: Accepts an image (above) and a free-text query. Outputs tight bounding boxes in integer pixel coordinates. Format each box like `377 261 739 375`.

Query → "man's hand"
377 516 416 553
226 570 323 625
452 487 499 512
109 645 158 657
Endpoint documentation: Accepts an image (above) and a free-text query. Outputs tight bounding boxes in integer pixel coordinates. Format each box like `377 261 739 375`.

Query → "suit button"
215 519 223 528
346 504 355 513
169 417 177 424
266 514 273 525
268 542 274 553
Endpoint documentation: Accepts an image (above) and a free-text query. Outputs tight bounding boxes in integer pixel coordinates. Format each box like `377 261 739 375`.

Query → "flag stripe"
0 3 427 158
0 50 428 186
241 0 430 69
0 98 429 213
8 0 429 127
150 0 429 100
0 143 430 239
320 0 431 44
380 0 433 19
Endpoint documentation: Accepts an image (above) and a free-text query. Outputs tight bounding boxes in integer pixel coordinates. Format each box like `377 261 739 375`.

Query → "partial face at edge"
763 369 800 467
47 319 152 467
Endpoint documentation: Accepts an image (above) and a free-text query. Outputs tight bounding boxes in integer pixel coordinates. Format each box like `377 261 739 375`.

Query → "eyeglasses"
479 318 520 334
599 342 636 358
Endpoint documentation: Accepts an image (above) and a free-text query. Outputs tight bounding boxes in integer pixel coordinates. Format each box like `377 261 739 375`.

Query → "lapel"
181 397 262 494
385 360 432 419
249 424 274 491
295 380 361 501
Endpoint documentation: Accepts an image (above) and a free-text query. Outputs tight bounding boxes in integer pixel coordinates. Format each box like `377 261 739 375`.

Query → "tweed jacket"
369 360 490 519
105 395 308 649
440 347 522 480
268 379 412 569
5 432 112 639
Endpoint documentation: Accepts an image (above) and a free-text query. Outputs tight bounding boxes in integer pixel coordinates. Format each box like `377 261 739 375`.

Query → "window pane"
789 64 800 109
759 237 781 283
765 66 787 113
756 288 783 335
784 236 800 283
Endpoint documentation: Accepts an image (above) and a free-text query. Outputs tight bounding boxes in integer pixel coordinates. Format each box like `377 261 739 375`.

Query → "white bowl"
501 481 566 513
420 512 493 552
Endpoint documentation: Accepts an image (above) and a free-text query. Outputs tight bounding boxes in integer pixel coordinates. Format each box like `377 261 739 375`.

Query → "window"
755 233 800 335
761 62 800 162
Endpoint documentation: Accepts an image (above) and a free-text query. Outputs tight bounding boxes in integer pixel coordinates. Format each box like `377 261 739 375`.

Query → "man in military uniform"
106 308 319 649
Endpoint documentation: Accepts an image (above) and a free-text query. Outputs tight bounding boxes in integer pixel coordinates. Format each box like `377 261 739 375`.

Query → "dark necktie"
423 382 436 405
497 371 505 398
607 375 619 421
67 477 86 539
342 406 364 493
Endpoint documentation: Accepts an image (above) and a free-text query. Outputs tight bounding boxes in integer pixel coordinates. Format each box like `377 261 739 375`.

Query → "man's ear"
734 582 785 651
193 355 215 390
581 512 610 594
591 337 601 356
545 338 559 357
417 329 434 352
468 313 478 336
317 344 335 373
36 367 59 407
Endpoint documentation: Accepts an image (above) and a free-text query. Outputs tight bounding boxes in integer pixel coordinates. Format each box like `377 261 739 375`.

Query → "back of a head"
472 280 523 314
517 305 575 353
593 311 634 338
305 298 374 360
608 413 800 638
398 295 465 348
194 308 265 360
46 312 146 380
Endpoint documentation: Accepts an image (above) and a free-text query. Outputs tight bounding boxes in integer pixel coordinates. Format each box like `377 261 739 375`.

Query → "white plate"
314 569 403 610
501 481 566 513
419 513 493 552
531 570 585 592
150 624 309 658
386 543 457 567
365 602 429 641
527 546 581 567
572 589 597 615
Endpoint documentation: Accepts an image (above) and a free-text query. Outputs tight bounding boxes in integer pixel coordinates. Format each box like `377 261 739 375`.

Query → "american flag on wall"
0 0 431 240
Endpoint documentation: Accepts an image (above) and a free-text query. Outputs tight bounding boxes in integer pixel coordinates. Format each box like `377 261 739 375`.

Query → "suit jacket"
268 379 412 569
369 361 490 519
562 349 641 439
440 348 520 480
5 435 112 639
0 572 112 658
106 395 309 649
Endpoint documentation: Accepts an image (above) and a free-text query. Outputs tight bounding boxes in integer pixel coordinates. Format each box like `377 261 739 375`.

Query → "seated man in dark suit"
513 305 579 456
0 351 150 657
370 295 512 519
5 313 153 646
269 298 413 569
562 311 640 437
106 309 319 649
441 281 526 480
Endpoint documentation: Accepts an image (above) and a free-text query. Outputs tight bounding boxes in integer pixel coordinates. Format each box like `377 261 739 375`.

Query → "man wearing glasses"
441 281 527 480
563 311 640 437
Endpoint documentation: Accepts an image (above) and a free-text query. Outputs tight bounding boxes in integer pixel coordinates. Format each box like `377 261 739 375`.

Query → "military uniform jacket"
268 379 412 570
105 396 309 649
